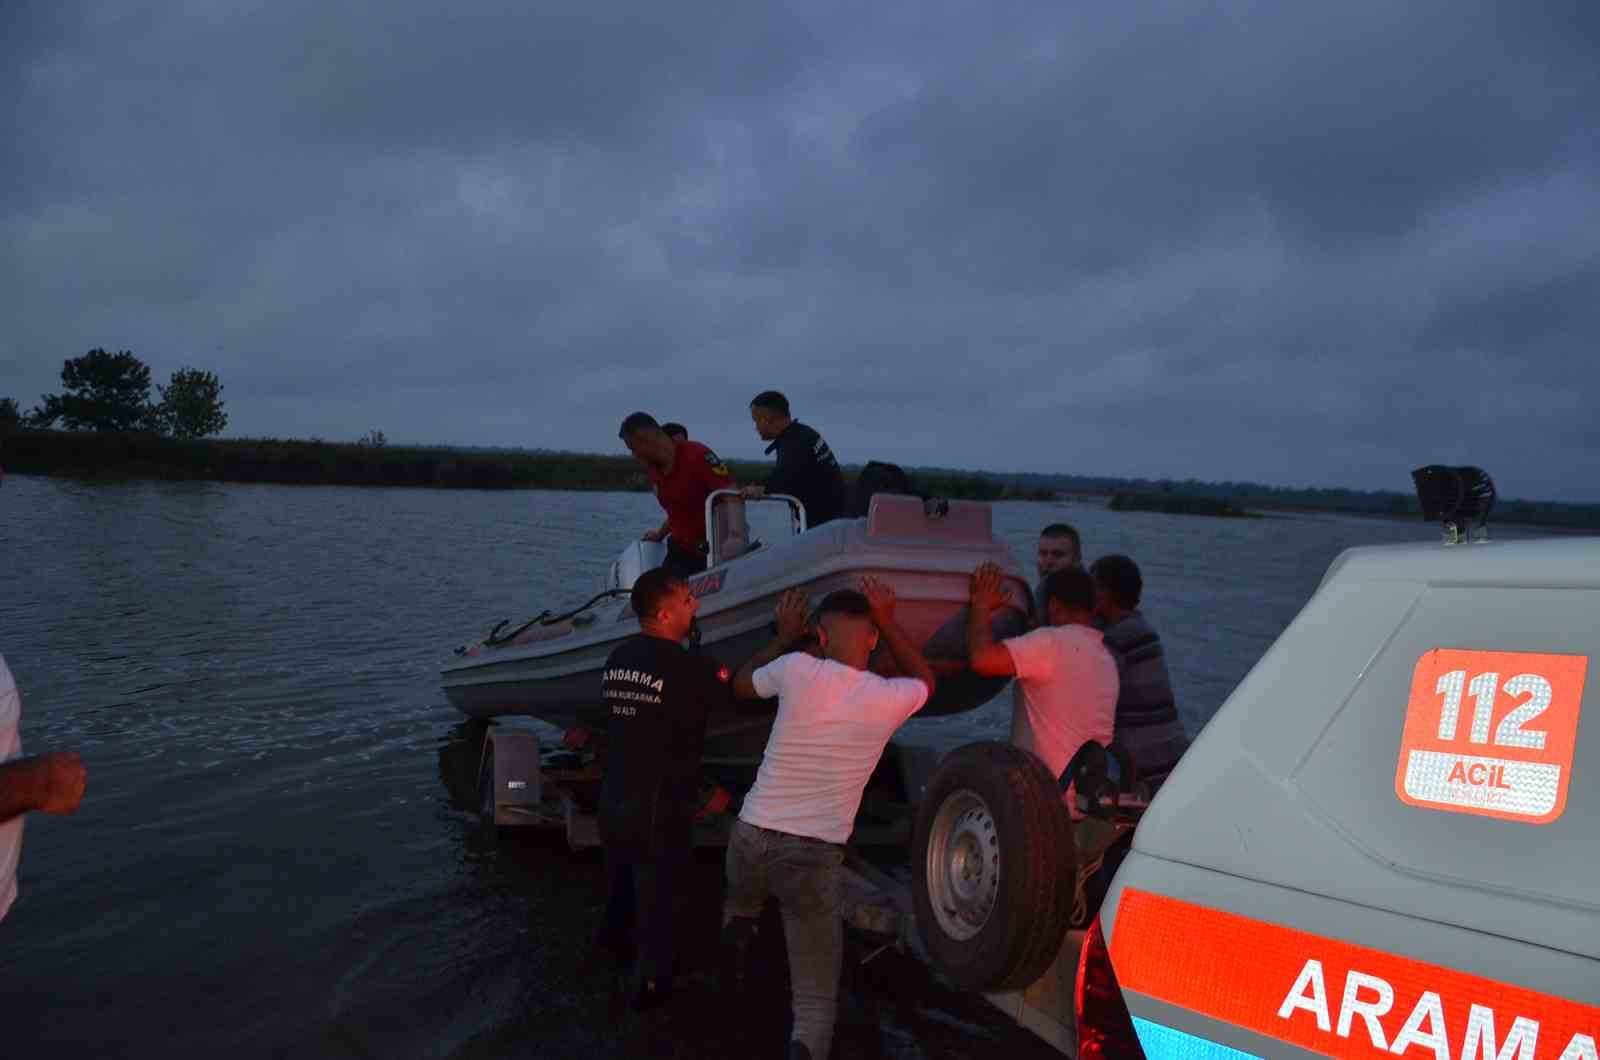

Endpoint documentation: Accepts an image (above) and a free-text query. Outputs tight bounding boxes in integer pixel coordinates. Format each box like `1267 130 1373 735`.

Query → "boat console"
604 491 808 592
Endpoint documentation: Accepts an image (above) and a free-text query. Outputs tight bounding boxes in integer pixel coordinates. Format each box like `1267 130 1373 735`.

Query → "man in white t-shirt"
0 653 88 922
723 578 935 1060
966 562 1118 815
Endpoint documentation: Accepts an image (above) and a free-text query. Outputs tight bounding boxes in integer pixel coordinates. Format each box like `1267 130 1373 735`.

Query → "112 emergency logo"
1395 648 1587 824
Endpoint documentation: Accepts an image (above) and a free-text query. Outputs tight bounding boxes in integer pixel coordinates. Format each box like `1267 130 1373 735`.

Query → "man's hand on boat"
641 524 669 542
774 588 811 642
862 575 937 695
737 484 767 500
965 562 1018 678
969 561 1011 612
733 589 814 699
861 575 898 627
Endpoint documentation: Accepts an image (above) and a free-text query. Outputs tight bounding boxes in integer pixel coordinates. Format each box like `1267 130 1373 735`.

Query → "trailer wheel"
911 741 1075 993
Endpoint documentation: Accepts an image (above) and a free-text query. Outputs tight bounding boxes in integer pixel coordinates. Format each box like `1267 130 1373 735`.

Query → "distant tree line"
913 466 1600 530
5 360 1592 527
0 428 1052 500
4 349 227 440
1108 492 1254 518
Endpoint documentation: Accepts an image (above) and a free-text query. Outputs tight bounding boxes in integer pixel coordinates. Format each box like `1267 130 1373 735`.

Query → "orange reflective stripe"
1111 889 1599 1059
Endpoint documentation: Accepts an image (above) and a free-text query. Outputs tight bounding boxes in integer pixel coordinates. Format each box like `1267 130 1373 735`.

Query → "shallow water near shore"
0 474 1506 1057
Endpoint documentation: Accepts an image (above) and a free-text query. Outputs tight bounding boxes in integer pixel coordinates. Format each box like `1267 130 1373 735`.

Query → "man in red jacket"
619 412 736 579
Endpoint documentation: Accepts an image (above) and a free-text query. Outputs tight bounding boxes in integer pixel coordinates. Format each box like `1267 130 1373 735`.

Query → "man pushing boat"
722 578 936 1060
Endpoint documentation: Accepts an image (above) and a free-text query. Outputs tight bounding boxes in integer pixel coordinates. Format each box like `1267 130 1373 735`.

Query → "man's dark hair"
661 422 687 441
1039 522 1081 552
618 411 661 440
1090 554 1142 609
631 567 684 620
1041 567 1096 613
750 390 790 416
817 588 871 619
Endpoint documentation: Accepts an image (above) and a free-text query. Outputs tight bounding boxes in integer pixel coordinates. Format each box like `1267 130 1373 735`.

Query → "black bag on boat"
847 461 916 518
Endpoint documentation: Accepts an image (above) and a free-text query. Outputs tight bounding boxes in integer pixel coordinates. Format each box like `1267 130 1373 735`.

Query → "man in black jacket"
595 567 729 1007
739 390 848 527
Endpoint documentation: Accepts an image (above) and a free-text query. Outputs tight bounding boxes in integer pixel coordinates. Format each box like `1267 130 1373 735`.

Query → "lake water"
0 474 1493 1057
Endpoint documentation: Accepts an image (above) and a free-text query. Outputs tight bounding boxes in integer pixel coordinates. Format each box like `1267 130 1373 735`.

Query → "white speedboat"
441 491 1030 743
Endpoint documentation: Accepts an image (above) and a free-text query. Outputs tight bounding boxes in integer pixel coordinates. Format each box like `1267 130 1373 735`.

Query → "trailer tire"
911 741 1075 993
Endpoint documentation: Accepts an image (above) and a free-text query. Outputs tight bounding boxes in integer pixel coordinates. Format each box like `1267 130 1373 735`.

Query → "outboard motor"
848 461 916 518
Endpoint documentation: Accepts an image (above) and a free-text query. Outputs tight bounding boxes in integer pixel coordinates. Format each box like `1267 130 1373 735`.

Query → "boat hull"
441 496 1030 736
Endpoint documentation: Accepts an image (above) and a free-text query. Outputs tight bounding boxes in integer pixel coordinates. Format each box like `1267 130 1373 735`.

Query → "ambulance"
1078 486 1600 1058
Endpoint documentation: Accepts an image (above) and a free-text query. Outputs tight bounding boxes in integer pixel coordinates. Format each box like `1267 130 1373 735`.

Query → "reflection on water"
0 473 1463 1057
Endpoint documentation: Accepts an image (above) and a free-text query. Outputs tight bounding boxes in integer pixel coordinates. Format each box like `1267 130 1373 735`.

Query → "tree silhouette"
155 368 228 439
0 397 18 430
35 349 156 431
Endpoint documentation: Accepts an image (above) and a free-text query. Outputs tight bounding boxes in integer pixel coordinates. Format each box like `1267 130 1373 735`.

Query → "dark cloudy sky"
5 1 1597 500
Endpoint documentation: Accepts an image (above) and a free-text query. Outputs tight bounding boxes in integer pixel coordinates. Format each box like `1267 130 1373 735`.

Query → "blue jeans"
723 818 845 1060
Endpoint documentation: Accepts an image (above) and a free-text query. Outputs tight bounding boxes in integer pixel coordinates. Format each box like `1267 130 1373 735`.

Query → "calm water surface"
0 475 1480 1057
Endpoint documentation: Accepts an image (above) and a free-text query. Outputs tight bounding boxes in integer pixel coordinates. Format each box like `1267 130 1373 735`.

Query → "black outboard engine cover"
848 461 916 518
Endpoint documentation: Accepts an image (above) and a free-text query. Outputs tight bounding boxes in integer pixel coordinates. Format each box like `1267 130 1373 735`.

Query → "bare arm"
733 589 810 699
0 752 86 824
966 562 1017 677
863 577 936 696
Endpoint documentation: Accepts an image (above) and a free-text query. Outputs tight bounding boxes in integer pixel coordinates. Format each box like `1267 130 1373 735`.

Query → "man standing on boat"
739 391 848 528
723 579 935 1060
965 561 1118 814
619 412 736 579
595 568 727 1008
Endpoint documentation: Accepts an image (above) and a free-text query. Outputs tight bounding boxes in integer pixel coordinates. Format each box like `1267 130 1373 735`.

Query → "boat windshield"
707 490 806 567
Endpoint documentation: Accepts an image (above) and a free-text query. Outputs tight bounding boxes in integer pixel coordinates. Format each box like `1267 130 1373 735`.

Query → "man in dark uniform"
619 411 737 578
739 390 848 527
596 567 729 1007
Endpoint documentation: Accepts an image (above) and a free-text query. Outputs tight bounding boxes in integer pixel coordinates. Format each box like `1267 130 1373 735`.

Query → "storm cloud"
5 0 1597 499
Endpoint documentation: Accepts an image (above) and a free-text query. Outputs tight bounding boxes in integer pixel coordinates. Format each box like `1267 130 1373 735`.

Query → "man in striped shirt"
1090 555 1190 792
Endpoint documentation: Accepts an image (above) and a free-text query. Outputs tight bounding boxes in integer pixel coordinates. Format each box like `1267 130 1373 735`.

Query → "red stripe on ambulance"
1111 889 1598 1059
